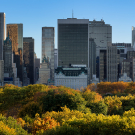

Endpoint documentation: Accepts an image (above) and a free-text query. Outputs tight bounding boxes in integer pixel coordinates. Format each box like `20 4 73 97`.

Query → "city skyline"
1 0 135 60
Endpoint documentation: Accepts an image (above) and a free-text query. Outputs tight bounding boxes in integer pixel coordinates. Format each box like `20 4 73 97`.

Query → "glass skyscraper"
0 13 5 60
58 18 89 67
23 37 34 84
42 27 55 81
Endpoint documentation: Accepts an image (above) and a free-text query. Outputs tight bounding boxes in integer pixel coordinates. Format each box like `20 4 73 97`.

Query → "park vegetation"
1 82 135 134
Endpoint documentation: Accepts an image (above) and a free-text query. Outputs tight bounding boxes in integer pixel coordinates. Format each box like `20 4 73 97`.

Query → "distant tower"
6 24 23 82
132 26 135 49
0 13 5 60
23 37 35 84
42 27 55 81
3 33 13 77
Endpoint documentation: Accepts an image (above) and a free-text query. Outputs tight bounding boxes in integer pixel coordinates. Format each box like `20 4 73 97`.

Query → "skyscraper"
132 26 135 49
89 19 112 57
3 33 13 78
23 37 34 84
0 13 5 60
58 18 89 67
7 24 23 82
42 27 54 81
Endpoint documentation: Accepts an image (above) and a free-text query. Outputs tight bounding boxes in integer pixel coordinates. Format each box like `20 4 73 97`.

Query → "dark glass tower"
23 37 34 84
58 18 89 67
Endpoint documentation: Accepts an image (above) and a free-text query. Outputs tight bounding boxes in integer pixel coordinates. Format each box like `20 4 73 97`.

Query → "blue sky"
1 0 135 60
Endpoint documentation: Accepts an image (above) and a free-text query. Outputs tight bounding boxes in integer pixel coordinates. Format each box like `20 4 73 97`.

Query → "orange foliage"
96 82 129 95
83 88 102 103
32 113 59 135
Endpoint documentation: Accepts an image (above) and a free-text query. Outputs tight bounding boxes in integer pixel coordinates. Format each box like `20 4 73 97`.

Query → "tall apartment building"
3 34 13 77
23 37 34 84
0 13 5 60
7 24 23 82
89 19 112 57
42 27 54 81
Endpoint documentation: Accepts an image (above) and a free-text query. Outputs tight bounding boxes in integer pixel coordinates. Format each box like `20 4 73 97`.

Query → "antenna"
72 9 74 18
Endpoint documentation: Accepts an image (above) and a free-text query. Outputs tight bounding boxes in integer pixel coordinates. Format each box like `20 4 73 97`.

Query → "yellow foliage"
0 121 16 135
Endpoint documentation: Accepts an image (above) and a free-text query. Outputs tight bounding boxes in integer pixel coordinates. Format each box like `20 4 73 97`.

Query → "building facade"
107 44 117 82
99 49 107 82
58 18 89 67
0 60 4 86
122 58 134 81
23 37 34 84
0 13 5 60
89 19 112 57
3 34 13 78
37 56 50 85
7 24 23 82
119 73 132 82
132 26 135 48
35 58 40 83
54 49 58 69
42 27 54 81
89 38 96 79
55 66 87 90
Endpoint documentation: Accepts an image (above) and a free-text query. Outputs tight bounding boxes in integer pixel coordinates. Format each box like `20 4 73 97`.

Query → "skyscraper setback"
7 24 23 82
0 13 5 60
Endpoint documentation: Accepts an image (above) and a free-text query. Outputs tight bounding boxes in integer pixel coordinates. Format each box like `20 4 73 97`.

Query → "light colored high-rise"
89 19 112 57
42 27 54 81
0 13 5 60
6 24 23 82
132 26 135 49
